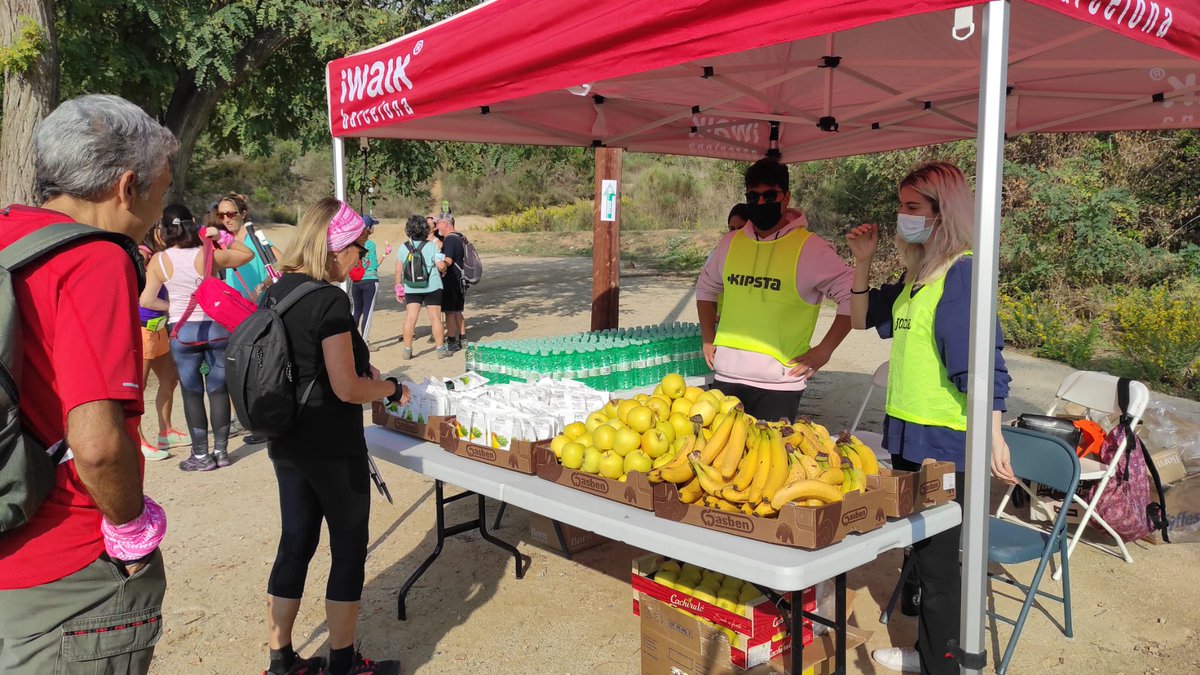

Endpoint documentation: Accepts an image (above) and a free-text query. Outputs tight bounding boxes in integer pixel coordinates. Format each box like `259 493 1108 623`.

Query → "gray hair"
34 94 179 204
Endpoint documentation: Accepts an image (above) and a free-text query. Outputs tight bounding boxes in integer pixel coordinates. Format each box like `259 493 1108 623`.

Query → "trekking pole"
367 454 393 504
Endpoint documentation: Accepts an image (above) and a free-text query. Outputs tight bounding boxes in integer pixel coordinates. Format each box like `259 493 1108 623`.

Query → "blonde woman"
849 161 1016 675
260 198 408 675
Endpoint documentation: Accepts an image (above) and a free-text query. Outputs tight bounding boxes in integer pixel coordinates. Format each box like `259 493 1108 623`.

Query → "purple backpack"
1085 378 1169 543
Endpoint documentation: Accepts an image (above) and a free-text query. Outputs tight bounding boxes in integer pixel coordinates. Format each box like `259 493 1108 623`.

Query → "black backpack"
1 222 129 533
226 280 332 437
402 241 430 288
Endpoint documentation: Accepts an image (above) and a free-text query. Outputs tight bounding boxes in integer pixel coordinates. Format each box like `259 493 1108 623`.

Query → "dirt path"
142 225 1200 674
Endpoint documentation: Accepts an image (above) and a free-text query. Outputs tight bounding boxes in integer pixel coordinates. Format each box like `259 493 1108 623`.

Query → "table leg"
551 521 573 561
396 481 528 621
835 572 847 675
492 501 507 530
791 591 804 675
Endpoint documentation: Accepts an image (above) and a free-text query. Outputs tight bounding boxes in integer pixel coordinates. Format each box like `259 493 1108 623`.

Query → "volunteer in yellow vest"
847 161 1016 675
696 159 854 422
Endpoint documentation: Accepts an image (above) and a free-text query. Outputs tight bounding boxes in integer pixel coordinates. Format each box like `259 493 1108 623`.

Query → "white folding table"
367 426 961 674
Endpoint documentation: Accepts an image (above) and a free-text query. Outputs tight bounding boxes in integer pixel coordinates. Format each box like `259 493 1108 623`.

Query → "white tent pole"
961 1 1010 673
333 136 347 201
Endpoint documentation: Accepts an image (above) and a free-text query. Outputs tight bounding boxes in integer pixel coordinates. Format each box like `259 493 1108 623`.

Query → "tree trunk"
162 30 291 205
0 0 58 206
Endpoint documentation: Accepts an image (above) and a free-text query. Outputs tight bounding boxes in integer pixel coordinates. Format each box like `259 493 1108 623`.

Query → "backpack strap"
1116 377 1171 542
268 280 339 408
0 223 125 271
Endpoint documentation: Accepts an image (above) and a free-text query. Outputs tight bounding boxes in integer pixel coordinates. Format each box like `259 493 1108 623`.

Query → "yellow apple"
561 442 585 469
581 447 602 474
592 424 617 451
693 588 718 605
550 434 570 459
719 396 742 415
652 384 665 397
634 393 650 404
641 428 670 458
658 560 682 575
613 427 641 457
660 373 687 400
645 396 672 420
624 449 653 475
585 411 607 431
564 422 587 439
598 451 625 479
683 386 705 402
653 570 678 589
626 405 657 434
616 399 640 424
575 431 594 448
669 412 694 440
690 400 719 427
603 401 618 418
671 397 693 417
655 420 677 444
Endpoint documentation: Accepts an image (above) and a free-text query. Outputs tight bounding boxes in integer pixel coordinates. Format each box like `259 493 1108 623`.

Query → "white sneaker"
872 647 920 673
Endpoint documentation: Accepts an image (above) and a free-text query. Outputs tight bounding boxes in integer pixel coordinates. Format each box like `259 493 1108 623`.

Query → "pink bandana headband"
327 201 366 251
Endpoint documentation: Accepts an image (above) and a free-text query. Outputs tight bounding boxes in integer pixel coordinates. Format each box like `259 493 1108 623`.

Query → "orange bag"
1073 419 1105 460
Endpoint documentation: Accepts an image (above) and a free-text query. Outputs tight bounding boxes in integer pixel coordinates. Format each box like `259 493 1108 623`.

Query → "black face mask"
745 201 783 232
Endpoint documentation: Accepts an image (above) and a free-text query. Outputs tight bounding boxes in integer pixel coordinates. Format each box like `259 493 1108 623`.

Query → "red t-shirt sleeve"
52 243 144 419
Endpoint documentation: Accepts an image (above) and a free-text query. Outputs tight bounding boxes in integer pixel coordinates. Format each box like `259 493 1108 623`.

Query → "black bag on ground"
1 223 125 533
402 241 430 288
226 280 330 437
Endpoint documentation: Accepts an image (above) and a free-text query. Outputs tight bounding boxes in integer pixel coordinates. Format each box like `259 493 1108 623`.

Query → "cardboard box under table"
527 513 606 555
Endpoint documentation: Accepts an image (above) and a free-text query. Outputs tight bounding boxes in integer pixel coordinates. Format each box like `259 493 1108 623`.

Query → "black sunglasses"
745 190 783 205
351 242 368 260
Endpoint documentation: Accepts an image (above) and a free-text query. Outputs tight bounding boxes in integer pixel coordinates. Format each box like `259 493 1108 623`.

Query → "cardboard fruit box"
438 420 550 474
868 469 918 518
527 513 607 554
652 483 887 550
371 402 454 445
532 446 654 510
631 554 812 644
913 460 958 511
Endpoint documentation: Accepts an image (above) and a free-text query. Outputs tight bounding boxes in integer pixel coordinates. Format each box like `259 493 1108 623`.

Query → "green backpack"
0 222 127 533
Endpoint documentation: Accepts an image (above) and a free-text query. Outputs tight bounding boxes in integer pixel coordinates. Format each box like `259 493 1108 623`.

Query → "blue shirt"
227 227 275 299
360 240 381 281
865 256 1011 466
401 239 445 295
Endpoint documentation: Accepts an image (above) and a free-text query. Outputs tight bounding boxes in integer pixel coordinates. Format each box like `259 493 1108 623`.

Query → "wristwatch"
385 377 405 403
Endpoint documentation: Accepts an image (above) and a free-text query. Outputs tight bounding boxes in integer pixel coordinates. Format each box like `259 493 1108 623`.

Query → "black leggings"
268 455 371 602
351 280 379 338
712 380 804 424
893 454 966 675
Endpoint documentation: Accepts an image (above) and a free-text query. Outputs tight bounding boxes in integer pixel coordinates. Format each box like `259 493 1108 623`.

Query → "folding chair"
848 360 889 459
994 371 1148 580
989 426 1080 675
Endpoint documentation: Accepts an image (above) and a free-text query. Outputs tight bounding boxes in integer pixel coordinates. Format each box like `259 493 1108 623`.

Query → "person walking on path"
695 158 855 422
140 206 253 472
849 161 1016 675
351 215 390 349
0 93 176 675
398 215 450 359
261 198 409 675
137 223 187 460
434 215 468 352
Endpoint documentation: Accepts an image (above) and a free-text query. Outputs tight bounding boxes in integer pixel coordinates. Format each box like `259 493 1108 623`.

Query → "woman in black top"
261 198 409 675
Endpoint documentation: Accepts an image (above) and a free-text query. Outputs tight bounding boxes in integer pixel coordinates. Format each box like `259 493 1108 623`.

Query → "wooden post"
591 147 622 330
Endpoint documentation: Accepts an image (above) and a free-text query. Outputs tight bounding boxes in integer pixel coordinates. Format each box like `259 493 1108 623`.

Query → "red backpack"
171 238 257 342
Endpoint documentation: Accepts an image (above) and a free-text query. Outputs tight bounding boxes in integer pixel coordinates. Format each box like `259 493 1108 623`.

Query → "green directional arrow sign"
601 179 618 222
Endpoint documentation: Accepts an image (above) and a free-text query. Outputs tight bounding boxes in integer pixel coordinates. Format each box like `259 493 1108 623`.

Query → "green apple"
672 577 695 596
720 577 744 594
581 447 602 474
701 570 725 584
560 442 585 470
613 427 641 458
658 560 682 575
653 570 678 589
680 562 703 579
598 451 625 480
623 449 653 475
697 578 721 596
738 584 762 603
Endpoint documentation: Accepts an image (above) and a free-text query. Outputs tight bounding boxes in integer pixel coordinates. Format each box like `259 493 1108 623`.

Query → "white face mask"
896 213 932 244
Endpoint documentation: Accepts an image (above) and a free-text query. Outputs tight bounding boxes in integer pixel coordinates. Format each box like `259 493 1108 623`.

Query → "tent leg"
959 1 1010 674
332 136 347 200
590 147 622 330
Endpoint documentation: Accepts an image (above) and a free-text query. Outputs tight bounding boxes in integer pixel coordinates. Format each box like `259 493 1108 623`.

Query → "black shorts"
442 276 465 312
404 288 443 307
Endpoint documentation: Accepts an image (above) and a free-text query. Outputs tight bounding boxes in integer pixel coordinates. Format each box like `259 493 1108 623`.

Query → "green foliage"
997 292 1099 369
492 200 592 232
439 145 593 214
0 16 47 74
1106 283 1200 385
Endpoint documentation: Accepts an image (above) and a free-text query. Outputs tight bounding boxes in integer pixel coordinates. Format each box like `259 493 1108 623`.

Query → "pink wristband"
218 230 236 248
101 496 167 563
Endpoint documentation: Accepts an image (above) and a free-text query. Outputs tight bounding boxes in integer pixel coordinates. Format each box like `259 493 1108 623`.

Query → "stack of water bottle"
464 323 708 392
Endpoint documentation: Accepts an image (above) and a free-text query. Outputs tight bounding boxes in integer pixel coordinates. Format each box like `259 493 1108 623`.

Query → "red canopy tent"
326 2 1200 672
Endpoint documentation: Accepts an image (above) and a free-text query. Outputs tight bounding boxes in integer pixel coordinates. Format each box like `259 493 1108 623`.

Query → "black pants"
712 380 804 423
893 454 966 675
268 455 371 602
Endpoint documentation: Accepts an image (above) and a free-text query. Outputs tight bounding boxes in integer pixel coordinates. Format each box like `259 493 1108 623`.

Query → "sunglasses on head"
745 190 783 205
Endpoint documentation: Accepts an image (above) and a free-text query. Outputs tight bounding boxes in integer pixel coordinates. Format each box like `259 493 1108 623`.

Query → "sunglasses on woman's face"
218 211 240 219
351 242 368 260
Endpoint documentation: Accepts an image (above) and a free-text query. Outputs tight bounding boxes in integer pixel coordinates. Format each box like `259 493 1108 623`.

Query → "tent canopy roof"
327 0 1199 162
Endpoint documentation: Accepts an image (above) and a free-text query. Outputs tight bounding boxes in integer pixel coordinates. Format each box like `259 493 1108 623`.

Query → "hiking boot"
447 338 462 353
179 454 217 472
436 346 451 359
214 451 232 468
245 433 268 445
872 647 920 673
265 654 327 675
345 652 401 675
403 347 413 360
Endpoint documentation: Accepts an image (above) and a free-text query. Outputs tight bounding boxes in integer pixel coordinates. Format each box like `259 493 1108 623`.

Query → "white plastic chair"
994 371 1149 580
849 361 889 460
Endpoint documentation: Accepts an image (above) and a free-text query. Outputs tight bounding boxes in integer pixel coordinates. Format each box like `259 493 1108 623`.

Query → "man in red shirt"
0 94 178 674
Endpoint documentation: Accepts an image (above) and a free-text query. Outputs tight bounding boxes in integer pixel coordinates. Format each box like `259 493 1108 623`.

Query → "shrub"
1106 283 1200 384
998 292 1099 368
492 200 592 232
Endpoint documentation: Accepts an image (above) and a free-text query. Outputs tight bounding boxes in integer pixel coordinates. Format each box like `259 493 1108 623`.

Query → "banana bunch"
835 431 880 476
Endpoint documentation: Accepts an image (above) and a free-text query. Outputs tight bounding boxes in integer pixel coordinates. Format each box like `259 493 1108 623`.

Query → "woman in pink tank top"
140 205 252 472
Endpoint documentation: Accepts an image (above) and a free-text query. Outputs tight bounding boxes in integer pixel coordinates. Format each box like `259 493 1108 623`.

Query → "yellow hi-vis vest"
884 272 968 431
713 228 819 367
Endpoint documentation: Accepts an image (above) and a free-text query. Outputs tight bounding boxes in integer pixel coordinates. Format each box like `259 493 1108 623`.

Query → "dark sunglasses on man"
745 189 783 205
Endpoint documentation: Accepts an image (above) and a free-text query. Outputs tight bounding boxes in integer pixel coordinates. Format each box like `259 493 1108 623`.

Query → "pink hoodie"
695 212 854 391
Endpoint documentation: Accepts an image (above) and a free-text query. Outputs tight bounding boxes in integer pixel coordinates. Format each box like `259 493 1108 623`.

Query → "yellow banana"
770 479 844 510
717 414 749 479
805 498 825 507
817 467 844 486
847 434 880 475
731 441 759 491
821 441 842 469
690 456 728 495
708 497 741 513
678 477 704 503
762 428 790 501
839 443 865 472
785 458 807 485
741 502 755 516
657 460 696 484
652 447 678 470
747 427 774 503
753 501 778 518
721 485 752 503
797 454 821 481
